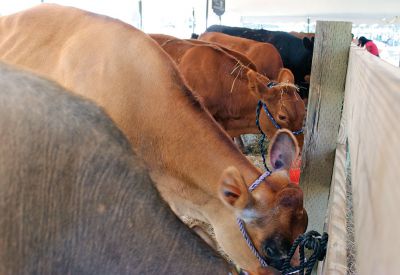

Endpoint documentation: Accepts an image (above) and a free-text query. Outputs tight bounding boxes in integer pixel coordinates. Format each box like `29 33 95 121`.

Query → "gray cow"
0 63 232 275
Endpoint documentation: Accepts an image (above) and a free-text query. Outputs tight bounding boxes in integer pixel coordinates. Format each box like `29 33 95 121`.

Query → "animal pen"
300 21 400 274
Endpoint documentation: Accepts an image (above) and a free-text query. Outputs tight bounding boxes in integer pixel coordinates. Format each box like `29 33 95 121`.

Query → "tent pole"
205 0 209 29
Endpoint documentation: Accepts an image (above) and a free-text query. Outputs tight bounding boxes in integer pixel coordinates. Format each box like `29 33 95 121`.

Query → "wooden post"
299 21 352 232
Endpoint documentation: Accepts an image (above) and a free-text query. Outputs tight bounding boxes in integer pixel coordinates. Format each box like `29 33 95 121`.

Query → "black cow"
0 63 232 275
206 25 314 99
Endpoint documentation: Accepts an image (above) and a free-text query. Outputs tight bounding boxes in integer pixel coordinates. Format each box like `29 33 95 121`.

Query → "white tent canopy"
0 1 399 64
1 1 399 30
228 0 400 17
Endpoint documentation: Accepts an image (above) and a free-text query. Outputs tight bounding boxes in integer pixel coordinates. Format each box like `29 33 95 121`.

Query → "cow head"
247 69 305 149
217 130 308 271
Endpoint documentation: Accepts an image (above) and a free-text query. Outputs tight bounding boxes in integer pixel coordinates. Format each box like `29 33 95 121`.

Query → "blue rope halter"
258 100 304 136
255 83 303 172
256 100 304 136
236 171 271 267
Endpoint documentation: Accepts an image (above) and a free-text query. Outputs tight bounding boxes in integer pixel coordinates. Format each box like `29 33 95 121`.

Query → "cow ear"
246 69 261 97
218 167 249 209
218 167 257 221
269 129 299 171
247 69 273 97
277 68 295 84
303 37 314 51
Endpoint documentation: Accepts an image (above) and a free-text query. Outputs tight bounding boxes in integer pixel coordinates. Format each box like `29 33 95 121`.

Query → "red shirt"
365 41 379 56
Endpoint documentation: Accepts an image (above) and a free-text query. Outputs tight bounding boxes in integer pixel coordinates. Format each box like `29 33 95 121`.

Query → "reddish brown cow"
199 31 283 80
151 33 258 71
0 5 307 273
151 35 305 148
186 38 259 71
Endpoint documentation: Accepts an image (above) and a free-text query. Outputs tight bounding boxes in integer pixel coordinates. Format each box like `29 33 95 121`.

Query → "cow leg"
233 136 247 154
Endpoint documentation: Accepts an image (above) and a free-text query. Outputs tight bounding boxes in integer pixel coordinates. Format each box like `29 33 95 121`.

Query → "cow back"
199 32 283 80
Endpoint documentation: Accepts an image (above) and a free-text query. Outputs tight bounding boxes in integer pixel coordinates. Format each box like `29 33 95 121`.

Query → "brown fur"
186 38 259 71
150 34 258 71
199 31 283 80
0 4 307 273
0 62 232 274
151 34 305 147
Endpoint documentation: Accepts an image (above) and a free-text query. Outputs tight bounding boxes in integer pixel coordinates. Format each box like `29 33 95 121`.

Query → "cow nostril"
266 247 275 257
263 236 291 260
264 246 280 259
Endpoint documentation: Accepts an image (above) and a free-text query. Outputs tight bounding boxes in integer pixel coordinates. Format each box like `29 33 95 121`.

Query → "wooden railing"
301 21 400 274
322 46 400 274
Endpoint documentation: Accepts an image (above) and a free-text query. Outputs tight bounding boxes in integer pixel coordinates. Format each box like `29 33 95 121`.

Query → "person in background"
351 33 357 44
358 36 380 57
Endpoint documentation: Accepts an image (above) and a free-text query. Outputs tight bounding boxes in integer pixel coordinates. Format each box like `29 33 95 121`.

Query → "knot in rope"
282 231 329 275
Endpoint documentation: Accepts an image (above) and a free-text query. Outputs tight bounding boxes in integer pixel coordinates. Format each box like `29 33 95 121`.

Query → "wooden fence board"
300 21 352 232
344 47 400 274
320 143 348 274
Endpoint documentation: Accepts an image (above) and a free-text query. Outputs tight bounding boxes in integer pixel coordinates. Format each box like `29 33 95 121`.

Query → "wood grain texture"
299 21 352 232
344 47 400 274
318 79 351 274
320 143 348 274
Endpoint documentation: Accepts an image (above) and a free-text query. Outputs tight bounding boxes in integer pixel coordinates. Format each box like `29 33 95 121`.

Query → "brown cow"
187 38 260 71
151 33 258 71
151 35 305 147
0 62 232 275
199 31 283 80
0 4 307 273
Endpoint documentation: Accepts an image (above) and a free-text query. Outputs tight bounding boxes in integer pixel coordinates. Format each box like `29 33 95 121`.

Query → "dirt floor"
242 133 270 167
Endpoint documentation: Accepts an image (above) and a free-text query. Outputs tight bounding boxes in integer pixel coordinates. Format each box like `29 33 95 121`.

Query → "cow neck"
144 83 262 195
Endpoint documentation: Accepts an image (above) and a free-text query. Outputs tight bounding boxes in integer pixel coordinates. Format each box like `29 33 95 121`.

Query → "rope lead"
282 231 329 275
255 101 271 172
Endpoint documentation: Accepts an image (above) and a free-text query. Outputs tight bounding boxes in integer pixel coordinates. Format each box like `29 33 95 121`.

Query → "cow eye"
278 115 287 121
